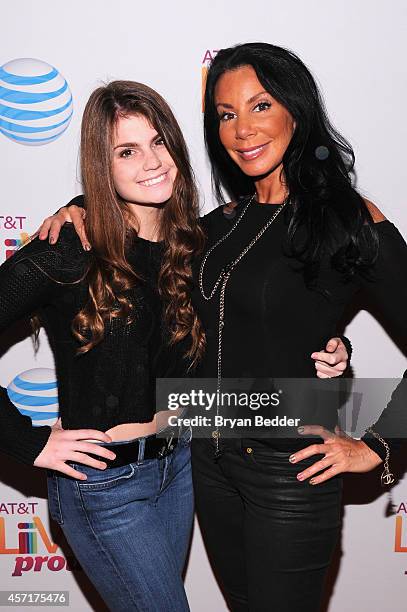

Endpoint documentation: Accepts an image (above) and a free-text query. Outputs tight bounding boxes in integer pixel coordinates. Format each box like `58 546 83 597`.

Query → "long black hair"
204 42 378 280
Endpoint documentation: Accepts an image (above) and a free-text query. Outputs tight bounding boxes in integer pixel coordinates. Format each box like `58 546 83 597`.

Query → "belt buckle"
158 431 175 459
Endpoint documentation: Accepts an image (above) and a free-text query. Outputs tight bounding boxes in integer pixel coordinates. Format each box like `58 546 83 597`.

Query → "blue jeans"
47 427 193 612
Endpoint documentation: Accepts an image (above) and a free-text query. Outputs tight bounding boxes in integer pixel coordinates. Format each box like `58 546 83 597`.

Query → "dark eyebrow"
113 142 138 150
113 133 161 150
215 90 270 109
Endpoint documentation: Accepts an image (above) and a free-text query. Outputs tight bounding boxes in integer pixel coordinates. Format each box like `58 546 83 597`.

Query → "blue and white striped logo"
0 58 73 145
7 368 59 426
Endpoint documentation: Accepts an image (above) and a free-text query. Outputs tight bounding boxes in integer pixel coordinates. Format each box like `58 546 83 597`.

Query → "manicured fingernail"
310 478 316 485
297 473 304 481
50 236 56 244
289 454 296 463
83 244 91 251
297 426 304 433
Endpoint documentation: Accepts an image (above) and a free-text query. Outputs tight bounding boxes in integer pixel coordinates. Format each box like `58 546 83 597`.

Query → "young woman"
0 80 205 612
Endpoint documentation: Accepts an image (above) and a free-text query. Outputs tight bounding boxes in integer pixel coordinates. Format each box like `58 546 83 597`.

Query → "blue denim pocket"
74 462 136 491
46 471 64 525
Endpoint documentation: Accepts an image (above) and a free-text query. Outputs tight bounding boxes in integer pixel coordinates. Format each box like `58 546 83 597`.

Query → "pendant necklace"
198 194 287 459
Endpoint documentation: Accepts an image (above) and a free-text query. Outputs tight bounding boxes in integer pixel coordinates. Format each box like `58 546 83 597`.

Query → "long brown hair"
73 80 205 366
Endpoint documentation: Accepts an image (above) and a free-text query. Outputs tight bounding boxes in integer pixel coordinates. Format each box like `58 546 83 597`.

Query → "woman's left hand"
289 425 382 484
311 337 348 378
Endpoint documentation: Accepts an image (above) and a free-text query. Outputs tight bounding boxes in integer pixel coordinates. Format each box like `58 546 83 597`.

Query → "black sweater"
0 225 177 465
193 199 407 458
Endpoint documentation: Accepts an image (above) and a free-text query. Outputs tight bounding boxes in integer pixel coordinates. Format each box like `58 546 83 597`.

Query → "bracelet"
365 427 395 486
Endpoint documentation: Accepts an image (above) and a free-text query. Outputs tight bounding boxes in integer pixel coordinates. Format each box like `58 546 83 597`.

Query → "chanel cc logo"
381 472 395 486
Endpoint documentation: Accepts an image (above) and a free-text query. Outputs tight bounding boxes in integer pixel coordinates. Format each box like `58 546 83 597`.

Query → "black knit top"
192 199 407 459
0 225 177 465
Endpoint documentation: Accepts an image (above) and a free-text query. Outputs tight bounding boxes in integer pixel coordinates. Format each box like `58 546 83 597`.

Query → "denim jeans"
47 427 193 612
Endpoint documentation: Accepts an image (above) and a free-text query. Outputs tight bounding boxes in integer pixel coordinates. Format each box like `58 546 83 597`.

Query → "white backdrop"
0 1 406 610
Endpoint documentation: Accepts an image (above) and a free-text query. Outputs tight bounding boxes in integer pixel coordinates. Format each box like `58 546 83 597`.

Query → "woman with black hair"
187 43 407 611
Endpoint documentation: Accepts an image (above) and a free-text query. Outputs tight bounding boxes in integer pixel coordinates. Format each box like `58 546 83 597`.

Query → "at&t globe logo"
7 368 59 426
0 58 73 145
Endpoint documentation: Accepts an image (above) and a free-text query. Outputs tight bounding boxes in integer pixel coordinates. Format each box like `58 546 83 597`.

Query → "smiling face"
215 65 295 179
111 113 177 206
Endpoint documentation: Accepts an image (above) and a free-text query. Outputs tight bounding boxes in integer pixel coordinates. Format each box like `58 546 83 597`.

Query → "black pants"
191 437 342 612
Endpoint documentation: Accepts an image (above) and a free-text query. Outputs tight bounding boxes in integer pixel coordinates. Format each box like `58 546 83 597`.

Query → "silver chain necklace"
199 194 287 458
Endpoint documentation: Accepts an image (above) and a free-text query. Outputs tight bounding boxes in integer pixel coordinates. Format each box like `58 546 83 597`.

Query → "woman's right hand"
33 418 116 480
35 205 90 251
